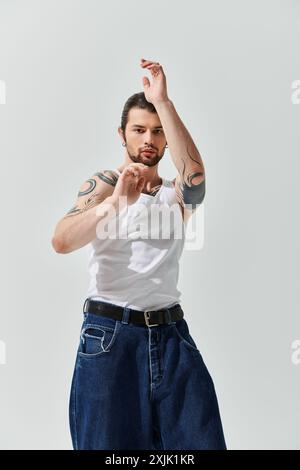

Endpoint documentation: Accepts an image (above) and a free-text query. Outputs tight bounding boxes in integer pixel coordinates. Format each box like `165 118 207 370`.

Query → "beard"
125 144 165 167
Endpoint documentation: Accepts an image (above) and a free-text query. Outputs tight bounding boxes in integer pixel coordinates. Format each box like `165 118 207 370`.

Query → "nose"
144 130 154 145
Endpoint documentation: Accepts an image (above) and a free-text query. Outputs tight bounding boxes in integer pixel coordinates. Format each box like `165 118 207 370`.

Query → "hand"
140 58 169 105
112 163 147 206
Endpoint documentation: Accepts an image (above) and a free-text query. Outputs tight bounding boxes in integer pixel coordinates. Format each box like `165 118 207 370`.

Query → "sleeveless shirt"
85 169 187 311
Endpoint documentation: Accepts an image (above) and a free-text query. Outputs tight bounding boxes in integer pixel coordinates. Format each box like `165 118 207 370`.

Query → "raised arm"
140 58 206 220
154 99 205 212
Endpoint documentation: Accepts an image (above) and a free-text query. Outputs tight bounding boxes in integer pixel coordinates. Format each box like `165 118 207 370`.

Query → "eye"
134 129 163 133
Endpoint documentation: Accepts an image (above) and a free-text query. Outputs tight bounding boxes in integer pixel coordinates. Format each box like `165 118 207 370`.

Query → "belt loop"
122 306 130 324
165 308 171 325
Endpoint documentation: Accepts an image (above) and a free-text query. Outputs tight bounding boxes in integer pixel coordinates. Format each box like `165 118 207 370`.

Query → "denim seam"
172 324 200 352
148 328 153 400
148 328 165 397
78 321 120 358
71 365 79 450
82 323 114 332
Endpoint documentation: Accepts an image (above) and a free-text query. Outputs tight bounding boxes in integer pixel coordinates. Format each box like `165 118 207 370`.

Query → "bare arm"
154 99 205 221
140 59 205 222
51 170 119 254
51 164 147 254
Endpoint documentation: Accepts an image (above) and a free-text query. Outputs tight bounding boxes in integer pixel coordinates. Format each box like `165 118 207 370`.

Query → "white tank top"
85 169 186 311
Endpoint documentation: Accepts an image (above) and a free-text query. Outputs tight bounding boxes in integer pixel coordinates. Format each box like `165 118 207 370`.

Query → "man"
51 58 227 450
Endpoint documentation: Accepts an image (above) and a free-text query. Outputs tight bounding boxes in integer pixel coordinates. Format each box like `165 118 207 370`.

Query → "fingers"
141 58 160 66
122 167 145 194
118 163 148 190
123 164 144 181
127 162 147 169
124 168 136 178
146 65 162 76
140 60 163 77
141 59 161 72
125 163 147 176
141 63 161 71
146 64 161 69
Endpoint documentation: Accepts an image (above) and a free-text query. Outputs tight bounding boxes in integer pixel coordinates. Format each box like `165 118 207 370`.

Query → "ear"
118 127 124 142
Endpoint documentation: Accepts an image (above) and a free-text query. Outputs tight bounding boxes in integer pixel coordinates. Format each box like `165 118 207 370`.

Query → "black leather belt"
83 298 183 327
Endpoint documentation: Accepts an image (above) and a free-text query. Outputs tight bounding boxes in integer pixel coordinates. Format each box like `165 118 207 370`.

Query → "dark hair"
120 92 157 134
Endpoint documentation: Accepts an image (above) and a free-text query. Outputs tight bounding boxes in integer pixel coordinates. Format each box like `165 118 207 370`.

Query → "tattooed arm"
153 99 205 221
63 170 119 217
51 170 119 254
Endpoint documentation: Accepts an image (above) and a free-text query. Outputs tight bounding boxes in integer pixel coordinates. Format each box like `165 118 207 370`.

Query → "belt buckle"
144 310 159 327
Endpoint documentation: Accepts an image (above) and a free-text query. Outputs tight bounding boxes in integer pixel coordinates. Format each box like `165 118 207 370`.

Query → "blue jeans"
69 305 227 450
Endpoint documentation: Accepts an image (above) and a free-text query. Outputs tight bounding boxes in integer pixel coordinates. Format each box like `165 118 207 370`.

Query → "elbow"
51 235 67 254
51 235 76 254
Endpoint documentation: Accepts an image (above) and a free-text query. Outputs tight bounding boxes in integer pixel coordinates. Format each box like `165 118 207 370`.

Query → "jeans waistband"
83 298 184 327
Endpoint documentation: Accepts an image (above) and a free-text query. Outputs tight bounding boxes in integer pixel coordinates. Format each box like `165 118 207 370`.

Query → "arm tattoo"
77 170 118 197
94 170 118 187
63 170 119 219
64 192 105 218
77 178 96 196
142 183 162 197
65 206 81 216
148 185 161 196
173 145 206 211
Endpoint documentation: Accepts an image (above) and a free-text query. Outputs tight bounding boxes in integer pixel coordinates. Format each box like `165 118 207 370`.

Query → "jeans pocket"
78 321 120 358
173 319 200 352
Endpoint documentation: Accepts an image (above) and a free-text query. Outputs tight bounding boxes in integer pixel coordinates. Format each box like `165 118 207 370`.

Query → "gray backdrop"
0 0 299 449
